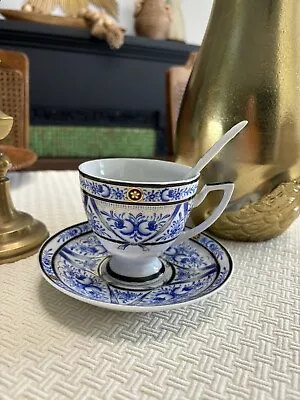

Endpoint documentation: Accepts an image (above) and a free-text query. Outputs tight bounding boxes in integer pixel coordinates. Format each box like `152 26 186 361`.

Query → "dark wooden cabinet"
0 20 198 168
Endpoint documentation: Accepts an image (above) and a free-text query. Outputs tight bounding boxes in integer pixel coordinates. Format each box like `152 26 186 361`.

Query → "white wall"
0 0 213 45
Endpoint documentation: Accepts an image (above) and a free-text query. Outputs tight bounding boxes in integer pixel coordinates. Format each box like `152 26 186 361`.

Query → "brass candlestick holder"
0 111 49 264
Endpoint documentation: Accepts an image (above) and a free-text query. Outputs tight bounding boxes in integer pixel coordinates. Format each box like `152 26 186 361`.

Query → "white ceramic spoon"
184 120 248 180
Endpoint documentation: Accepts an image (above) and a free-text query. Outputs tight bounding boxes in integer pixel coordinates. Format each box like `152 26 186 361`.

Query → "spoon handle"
185 120 248 179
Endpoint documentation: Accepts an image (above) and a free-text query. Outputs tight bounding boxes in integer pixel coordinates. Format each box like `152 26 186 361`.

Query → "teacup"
79 158 234 283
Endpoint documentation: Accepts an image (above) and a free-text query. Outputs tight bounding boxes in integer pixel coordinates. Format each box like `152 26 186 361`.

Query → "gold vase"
175 0 300 241
0 111 49 263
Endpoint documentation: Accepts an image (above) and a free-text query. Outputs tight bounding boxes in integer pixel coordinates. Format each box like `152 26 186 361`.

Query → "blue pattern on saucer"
39 222 233 311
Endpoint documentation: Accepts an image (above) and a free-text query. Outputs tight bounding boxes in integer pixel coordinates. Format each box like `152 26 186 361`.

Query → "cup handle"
172 182 234 245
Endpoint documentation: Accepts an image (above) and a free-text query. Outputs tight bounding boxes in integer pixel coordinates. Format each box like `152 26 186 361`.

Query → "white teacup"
79 158 234 283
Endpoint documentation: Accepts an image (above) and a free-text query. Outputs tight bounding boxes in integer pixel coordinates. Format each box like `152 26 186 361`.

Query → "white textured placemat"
0 171 299 400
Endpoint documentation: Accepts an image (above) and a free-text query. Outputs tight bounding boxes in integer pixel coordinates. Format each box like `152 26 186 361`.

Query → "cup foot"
106 262 166 283
98 256 175 290
108 255 163 279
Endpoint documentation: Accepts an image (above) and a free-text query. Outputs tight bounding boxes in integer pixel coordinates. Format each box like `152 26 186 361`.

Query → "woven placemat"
1 171 299 400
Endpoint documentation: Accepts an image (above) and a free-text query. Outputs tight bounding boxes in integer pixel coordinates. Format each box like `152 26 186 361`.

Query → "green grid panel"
29 126 157 158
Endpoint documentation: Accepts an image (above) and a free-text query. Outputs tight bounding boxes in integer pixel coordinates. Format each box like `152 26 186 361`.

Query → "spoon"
184 120 248 179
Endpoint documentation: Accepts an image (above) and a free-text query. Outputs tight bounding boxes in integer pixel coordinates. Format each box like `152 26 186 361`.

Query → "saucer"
39 222 233 312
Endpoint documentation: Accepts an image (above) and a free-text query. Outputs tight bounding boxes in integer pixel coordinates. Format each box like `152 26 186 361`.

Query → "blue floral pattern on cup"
39 222 233 310
83 194 192 250
79 174 199 204
100 210 171 241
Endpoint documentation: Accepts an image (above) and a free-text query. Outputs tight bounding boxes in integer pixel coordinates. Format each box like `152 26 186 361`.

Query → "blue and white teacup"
79 158 234 282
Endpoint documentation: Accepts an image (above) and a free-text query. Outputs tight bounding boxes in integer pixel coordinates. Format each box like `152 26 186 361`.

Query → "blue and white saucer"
39 222 233 312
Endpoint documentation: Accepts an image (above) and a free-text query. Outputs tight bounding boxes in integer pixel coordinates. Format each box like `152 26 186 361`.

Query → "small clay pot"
135 0 171 40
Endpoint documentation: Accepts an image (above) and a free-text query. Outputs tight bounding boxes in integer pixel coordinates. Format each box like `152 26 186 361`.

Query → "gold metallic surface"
0 111 48 264
175 0 300 241
0 110 13 140
205 178 300 241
